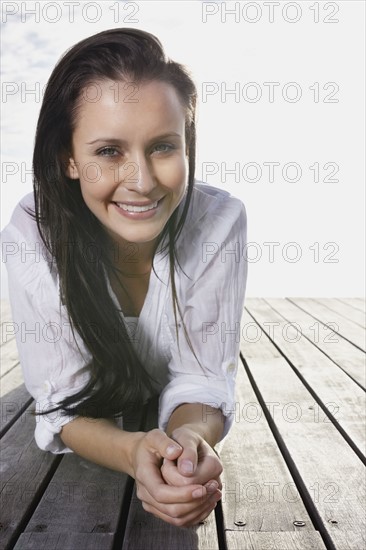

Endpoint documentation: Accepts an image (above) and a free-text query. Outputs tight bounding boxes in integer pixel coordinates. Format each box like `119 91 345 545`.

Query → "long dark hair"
32 28 198 419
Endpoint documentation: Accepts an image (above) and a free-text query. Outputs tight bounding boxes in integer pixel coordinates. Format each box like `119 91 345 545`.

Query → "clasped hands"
131 427 223 527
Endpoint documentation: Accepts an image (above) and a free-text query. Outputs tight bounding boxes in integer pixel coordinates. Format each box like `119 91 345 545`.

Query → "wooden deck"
1 298 365 550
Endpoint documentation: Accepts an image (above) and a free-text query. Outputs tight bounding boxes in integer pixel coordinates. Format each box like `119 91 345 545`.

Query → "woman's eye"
152 143 175 154
97 147 120 157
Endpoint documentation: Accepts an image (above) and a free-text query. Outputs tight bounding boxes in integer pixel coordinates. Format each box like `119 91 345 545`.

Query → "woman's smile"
112 196 165 218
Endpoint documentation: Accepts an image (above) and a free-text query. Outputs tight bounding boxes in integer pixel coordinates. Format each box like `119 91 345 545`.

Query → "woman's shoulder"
191 181 245 218
180 181 246 237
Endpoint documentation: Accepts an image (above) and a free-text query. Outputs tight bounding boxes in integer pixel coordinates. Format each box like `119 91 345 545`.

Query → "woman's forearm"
59 403 224 476
60 416 144 476
165 403 225 447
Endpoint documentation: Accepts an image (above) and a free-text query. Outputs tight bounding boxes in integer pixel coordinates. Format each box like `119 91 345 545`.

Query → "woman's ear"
66 157 80 179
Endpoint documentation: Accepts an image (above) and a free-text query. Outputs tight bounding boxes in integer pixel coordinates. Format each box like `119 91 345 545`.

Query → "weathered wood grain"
122 487 219 550
315 298 366 328
226 530 327 549
0 363 24 397
0 405 60 549
240 306 366 550
288 297 366 351
13 532 114 549
0 382 32 437
219 357 316 533
23 450 132 536
336 298 365 313
246 298 366 387
249 299 366 457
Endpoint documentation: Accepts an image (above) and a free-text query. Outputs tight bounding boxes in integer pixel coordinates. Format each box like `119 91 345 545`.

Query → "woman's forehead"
73 79 186 137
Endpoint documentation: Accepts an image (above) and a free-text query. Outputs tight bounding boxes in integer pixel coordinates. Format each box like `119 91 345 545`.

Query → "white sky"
1 1 365 297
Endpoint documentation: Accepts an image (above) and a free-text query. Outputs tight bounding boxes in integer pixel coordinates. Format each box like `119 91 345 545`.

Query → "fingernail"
206 481 219 493
166 445 181 456
192 487 205 499
180 460 194 474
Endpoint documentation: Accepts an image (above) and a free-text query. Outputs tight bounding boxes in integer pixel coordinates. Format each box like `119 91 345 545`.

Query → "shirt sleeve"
1 204 91 454
158 193 248 441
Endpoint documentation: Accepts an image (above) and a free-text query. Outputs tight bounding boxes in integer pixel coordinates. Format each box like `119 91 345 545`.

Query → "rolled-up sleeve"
158 194 248 440
1 202 91 454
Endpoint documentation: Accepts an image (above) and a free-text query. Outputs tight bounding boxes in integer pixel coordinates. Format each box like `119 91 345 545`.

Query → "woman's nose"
120 155 157 195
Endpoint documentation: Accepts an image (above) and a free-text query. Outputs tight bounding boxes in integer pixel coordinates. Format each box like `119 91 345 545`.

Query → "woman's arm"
60 416 144 476
166 403 225 446
60 416 220 526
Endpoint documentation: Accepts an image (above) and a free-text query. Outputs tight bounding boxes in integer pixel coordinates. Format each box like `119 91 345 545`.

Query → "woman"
1 28 248 527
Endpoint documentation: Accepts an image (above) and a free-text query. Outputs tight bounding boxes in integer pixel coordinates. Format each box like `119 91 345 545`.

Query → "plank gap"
111 476 135 550
113 397 158 550
246 307 366 465
239 353 338 550
214 499 228 550
273 301 366 392
286 298 365 354
0 387 34 439
3 453 63 550
335 298 366 314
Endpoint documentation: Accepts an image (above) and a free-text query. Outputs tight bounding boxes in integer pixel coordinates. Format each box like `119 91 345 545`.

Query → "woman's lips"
112 197 164 219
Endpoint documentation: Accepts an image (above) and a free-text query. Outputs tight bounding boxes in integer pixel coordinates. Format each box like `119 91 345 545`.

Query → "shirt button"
227 363 236 373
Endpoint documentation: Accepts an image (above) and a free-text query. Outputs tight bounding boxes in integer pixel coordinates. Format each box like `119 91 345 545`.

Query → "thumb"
176 440 198 477
146 429 183 461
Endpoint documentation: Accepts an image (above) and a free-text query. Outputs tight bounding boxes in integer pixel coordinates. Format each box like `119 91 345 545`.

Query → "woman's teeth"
115 200 158 212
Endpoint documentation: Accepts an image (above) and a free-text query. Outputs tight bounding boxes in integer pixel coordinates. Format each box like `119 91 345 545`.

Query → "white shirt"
1 182 248 453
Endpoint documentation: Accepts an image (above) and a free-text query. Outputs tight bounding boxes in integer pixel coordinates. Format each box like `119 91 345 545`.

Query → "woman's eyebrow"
86 132 182 145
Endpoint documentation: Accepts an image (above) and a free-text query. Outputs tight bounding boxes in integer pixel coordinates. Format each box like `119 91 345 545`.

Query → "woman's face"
67 79 188 259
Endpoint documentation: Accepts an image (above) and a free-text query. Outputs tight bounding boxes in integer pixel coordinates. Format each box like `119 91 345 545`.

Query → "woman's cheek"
155 156 188 188
79 163 115 199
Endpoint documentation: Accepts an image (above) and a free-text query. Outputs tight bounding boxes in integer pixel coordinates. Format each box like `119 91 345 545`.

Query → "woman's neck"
109 236 159 276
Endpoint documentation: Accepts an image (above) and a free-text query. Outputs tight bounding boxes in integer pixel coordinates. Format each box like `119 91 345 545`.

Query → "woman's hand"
130 428 221 527
160 426 223 492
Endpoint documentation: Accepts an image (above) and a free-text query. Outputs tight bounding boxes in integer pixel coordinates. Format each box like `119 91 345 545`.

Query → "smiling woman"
1 28 248 528
67 79 188 259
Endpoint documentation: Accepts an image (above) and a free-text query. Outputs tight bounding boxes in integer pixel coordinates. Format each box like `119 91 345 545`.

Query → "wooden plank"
240 305 366 550
314 298 365 329
13 532 114 549
226 531 326 550
250 299 366 457
122 487 219 550
336 298 365 313
23 412 143 539
24 451 132 537
0 363 24 397
0 382 32 437
219 356 316 533
245 298 366 388
321 529 366 550
0 405 60 550
122 397 220 549
288 297 366 351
